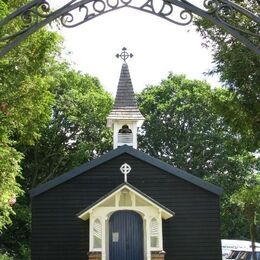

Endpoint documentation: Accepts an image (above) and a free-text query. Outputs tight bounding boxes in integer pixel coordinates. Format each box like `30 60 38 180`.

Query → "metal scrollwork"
19 1 50 26
21 9 36 25
36 1 51 17
0 0 51 42
203 0 260 37
203 0 219 13
20 1 50 25
59 0 193 28
139 0 193 25
0 0 259 56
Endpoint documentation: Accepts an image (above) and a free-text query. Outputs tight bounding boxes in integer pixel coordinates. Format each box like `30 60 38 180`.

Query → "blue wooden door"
109 210 144 260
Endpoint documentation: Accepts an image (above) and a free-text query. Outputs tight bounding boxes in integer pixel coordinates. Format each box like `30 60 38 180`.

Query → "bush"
0 251 14 260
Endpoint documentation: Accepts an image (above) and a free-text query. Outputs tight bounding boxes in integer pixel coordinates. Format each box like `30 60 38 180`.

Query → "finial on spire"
116 47 133 63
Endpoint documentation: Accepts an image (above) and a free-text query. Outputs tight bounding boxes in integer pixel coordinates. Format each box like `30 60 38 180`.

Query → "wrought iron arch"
0 0 259 57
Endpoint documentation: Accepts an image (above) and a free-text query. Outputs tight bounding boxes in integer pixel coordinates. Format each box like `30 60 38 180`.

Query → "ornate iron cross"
116 47 133 62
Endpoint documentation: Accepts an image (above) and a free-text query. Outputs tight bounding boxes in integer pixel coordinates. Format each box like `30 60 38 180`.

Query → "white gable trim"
78 184 174 220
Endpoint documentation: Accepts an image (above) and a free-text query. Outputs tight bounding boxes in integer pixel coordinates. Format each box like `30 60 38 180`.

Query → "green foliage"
138 74 247 184
137 73 257 238
20 64 113 189
0 65 113 258
1 198 31 260
0 0 62 233
1 61 112 257
0 251 14 260
0 0 62 144
0 144 23 231
0 75 55 144
194 1 260 150
0 0 112 257
231 177 260 259
0 2 112 257
231 182 260 216
194 1 260 238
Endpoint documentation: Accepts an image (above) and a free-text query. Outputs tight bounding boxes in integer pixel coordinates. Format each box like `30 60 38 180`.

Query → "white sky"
51 0 221 96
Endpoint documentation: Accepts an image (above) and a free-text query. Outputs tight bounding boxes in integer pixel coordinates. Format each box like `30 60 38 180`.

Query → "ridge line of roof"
30 145 223 198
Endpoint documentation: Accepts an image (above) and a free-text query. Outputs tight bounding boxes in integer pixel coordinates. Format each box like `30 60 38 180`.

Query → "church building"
30 51 223 260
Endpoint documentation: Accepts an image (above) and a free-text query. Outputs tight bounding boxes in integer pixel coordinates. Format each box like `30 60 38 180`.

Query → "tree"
20 64 113 190
0 0 62 233
194 1 260 150
1 64 113 259
1 2 112 257
137 73 256 238
0 144 23 231
231 176 260 260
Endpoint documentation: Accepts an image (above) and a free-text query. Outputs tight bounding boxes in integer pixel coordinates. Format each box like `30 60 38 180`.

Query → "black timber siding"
31 153 222 260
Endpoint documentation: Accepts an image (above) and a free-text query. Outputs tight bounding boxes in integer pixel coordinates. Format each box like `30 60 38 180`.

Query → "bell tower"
107 48 144 149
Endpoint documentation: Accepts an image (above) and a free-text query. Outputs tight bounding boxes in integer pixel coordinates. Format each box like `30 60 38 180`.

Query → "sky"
51 0 221 96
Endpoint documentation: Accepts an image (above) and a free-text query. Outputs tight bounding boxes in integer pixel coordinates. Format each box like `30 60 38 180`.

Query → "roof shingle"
114 63 138 108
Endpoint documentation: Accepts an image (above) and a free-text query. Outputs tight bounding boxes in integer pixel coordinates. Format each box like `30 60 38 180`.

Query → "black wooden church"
30 54 223 260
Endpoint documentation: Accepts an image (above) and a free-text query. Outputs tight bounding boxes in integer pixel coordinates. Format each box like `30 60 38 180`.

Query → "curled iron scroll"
203 0 259 37
60 0 194 28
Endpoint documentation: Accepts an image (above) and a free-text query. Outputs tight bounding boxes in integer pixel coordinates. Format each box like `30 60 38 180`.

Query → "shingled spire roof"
107 62 144 122
114 63 137 108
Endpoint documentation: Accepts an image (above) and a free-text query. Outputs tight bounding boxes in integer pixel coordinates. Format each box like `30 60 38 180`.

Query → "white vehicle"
234 249 260 260
222 240 260 260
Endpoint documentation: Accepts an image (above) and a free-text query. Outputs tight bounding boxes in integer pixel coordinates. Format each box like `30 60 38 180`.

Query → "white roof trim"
78 184 174 220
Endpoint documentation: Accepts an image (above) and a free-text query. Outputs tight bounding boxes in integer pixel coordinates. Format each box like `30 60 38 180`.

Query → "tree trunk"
250 215 257 260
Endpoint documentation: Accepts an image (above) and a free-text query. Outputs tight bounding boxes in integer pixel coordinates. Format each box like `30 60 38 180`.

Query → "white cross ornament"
120 163 132 182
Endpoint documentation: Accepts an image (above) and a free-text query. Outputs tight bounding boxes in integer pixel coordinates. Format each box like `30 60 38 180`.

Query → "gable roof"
30 145 223 197
77 182 174 220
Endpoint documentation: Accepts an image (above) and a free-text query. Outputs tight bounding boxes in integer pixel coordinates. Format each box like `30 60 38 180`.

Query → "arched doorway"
109 210 144 260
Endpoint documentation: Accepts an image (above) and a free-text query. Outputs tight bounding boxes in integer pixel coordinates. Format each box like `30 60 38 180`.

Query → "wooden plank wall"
31 153 222 260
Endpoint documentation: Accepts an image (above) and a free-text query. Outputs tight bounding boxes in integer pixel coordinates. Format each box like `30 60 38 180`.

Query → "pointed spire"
107 61 144 123
114 63 137 108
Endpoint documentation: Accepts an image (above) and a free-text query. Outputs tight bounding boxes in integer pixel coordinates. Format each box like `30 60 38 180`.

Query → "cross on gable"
120 163 132 182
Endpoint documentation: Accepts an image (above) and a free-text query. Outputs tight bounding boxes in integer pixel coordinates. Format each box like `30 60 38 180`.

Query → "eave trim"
30 145 223 197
